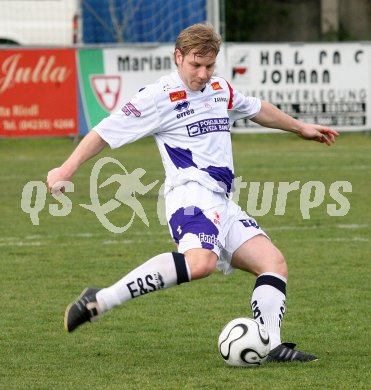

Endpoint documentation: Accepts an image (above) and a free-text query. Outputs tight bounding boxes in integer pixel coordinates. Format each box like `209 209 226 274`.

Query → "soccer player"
47 24 338 362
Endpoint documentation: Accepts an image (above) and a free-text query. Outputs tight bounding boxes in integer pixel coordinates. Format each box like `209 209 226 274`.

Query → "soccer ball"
218 317 271 367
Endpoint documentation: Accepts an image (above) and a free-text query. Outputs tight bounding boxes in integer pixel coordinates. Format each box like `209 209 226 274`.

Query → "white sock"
96 252 190 312
251 272 287 349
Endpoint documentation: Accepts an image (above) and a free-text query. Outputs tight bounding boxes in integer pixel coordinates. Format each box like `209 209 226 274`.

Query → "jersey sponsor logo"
211 81 222 90
174 101 195 119
198 233 222 249
174 100 195 119
169 90 187 102
176 109 194 119
122 102 141 117
186 117 230 137
174 100 190 112
214 97 228 103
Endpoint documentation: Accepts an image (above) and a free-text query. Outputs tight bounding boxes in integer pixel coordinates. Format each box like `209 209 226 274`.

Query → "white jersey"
94 71 261 195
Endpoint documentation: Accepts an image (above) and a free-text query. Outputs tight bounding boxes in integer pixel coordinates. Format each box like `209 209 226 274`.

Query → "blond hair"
174 23 221 65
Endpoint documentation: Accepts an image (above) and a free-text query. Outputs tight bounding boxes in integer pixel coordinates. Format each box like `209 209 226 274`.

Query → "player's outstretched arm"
47 130 107 193
251 100 339 145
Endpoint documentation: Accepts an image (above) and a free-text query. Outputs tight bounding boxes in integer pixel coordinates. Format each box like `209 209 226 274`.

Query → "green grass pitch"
0 132 370 389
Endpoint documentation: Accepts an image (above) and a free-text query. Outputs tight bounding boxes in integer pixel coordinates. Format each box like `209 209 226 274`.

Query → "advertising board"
0 48 78 137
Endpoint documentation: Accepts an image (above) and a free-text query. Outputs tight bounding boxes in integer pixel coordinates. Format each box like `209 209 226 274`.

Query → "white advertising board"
100 45 227 111
226 43 371 132
91 43 370 133
101 45 176 109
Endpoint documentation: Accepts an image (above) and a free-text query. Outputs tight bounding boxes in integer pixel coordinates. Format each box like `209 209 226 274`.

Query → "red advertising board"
0 48 78 137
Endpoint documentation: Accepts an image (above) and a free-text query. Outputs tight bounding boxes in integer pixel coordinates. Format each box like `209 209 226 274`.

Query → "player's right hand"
47 167 71 195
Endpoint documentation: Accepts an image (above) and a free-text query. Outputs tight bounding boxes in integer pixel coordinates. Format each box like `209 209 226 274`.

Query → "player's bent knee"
231 236 288 278
184 248 218 280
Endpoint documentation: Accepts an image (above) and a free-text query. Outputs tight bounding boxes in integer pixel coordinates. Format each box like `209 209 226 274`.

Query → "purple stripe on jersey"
169 206 219 250
201 165 234 193
164 144 234 193
164 143 197 169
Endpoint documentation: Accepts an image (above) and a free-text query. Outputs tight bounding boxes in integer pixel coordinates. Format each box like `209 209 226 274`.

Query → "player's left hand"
298 124 339 145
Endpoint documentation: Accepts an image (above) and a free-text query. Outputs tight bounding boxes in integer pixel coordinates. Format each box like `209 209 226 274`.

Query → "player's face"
175 49 216 91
